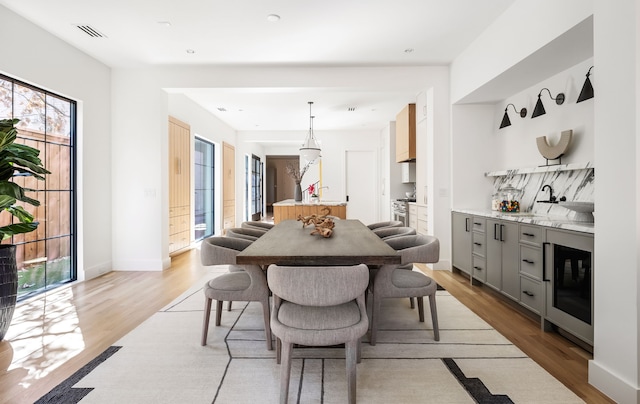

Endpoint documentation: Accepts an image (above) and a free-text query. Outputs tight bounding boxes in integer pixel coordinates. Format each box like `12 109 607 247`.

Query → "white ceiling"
1 0 515 132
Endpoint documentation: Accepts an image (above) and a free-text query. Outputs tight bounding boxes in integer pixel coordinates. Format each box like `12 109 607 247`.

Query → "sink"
558 201 594 222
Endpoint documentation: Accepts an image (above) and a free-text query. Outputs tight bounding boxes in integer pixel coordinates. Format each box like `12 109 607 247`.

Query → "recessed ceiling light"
186 49 195 54
266 14 281 22
158 21 172 27
404 48 414 53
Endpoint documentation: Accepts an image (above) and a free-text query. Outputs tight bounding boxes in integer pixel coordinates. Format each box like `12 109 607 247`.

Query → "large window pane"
14 83 45 133
0 74 76 300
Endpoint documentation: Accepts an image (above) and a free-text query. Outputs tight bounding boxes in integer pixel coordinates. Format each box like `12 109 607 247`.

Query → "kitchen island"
273 199 347 223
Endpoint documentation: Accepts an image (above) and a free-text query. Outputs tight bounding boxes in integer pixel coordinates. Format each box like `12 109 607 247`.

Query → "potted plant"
0 118 50 341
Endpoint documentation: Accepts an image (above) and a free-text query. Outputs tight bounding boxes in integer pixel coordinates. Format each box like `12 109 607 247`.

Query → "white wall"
588 0 640 402
0 6 112 281
494 58 594 169
450 0 593 104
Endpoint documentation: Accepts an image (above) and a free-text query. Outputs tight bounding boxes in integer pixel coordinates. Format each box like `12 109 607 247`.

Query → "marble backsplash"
486 162 594 217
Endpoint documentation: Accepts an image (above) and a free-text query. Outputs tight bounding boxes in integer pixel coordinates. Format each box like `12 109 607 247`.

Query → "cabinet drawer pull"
522 259 534 264
473 242 482 246
522 232 535 237
473 222 482 226
473 266 483 271
523 290 534 297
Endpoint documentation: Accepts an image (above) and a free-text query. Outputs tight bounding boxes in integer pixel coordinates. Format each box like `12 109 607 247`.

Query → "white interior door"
345 150 377 225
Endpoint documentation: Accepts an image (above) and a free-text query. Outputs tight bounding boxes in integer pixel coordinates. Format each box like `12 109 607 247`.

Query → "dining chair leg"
409 297 415 309
276 338 282 364
261 298 273 350
417 296 425 322
356 338 362 363
201 297 212 346
429 293 440 341
279 341 293 404
369 295 382 346
227 301 232 311
346 339 358 404
215 300 224 326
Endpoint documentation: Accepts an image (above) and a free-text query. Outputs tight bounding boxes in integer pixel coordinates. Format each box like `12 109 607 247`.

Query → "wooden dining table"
236 219 401 266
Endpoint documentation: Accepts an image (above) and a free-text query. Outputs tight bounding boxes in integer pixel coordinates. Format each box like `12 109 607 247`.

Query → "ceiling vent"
76 25 107 38
217 107 227 112
347 107 356 112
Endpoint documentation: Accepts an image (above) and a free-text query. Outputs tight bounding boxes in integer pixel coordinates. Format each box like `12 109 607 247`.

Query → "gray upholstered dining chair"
268 264 369 404
241 221 274 232
368 234 440 346
366 220 404 230
200 236 272 350
226 227 266 241
372 226 416 240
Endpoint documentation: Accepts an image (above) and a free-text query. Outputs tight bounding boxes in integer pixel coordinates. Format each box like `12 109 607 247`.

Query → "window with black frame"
194 137 215 240
251 155 262 221
0 74 77 300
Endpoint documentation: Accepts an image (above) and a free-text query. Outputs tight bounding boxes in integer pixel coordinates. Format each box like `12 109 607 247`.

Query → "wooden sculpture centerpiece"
297 206 335 238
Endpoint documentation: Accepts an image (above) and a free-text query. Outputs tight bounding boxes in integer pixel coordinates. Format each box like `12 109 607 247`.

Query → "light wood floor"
0 248 613 403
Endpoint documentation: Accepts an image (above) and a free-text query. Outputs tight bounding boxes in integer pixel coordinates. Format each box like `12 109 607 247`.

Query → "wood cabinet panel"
273 204 347 224
168 116 191 255
395 103 416 162
222 142 235 233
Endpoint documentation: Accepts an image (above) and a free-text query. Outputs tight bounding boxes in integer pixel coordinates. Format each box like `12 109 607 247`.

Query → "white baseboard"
589 359 639 403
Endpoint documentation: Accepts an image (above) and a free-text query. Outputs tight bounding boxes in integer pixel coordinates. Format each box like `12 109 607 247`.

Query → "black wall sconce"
531 88 565 118
577 66 594 103
499 103 527 129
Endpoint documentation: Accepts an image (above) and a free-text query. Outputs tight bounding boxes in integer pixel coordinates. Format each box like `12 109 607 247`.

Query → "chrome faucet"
538 184 557 203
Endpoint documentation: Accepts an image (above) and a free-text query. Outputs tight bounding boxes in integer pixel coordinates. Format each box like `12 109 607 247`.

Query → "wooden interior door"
223 142 235 233
168 116 191 254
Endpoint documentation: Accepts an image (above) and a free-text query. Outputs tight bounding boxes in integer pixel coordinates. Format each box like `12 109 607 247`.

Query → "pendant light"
299 101 321 163
577 66 594 103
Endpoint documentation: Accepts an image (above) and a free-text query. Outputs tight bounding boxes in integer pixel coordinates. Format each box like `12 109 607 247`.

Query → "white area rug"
39 268 584 403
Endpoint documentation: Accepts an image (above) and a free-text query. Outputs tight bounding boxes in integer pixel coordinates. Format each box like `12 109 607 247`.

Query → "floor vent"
76 25 107 38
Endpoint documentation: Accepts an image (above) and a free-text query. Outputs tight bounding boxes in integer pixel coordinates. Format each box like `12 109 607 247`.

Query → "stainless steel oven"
543 229 594 346
391 198 414 226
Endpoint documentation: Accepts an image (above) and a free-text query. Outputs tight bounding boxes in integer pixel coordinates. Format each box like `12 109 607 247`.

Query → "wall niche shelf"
484 162 593 177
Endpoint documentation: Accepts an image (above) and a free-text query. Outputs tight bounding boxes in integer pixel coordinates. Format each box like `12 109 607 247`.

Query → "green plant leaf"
7 205 34 223
0 195 16 210
0 222 38 240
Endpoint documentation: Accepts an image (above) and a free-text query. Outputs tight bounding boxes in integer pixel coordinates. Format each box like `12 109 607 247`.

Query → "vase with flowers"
286 161 311 202
308 184 319 203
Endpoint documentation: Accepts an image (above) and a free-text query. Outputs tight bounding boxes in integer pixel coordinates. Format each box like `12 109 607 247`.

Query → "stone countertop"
273 199 347 206
452 208 594 234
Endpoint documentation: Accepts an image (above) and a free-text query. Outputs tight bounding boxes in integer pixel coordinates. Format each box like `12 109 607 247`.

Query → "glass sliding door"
0 74 77 300
194 137 215 240
251 155 262 221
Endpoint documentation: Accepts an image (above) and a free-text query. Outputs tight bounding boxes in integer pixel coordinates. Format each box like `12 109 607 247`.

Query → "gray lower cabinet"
471 218 486 283
486 219 519 300
518 224 544 314
451 212 472 274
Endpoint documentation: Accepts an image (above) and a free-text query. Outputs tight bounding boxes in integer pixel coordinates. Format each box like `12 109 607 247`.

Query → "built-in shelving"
484 162 593 177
